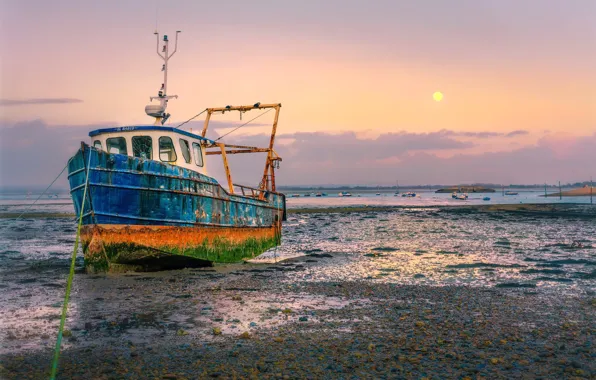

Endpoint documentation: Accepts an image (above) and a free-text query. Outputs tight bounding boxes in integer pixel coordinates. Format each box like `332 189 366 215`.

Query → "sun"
433 91 443 102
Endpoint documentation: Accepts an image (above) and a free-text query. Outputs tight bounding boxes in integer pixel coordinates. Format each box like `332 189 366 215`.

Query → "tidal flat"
0 204 594 379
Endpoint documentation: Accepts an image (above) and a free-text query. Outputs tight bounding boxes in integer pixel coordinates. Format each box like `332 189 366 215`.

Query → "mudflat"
1 257 594 379
1 204 594 378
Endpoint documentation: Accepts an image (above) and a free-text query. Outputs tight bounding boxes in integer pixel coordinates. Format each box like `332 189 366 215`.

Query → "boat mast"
145 31 181 125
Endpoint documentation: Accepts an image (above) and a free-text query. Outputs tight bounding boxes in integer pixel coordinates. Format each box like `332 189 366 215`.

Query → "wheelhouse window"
93 140 102 150
132 136 152 159
106 137 127 155
192 142 204 167
159 136 177 162
179 139 191 163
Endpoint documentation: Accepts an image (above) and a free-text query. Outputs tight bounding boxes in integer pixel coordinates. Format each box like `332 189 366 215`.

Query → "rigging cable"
214 108 273 142
173 108 207 129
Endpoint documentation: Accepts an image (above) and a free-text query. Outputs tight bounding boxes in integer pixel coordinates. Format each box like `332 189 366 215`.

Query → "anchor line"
273 196 282 263
50 149 92 380
15 161 70 221
87 189 112 269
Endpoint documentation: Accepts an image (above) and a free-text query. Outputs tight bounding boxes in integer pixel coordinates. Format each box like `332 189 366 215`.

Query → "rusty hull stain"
82 224 279 272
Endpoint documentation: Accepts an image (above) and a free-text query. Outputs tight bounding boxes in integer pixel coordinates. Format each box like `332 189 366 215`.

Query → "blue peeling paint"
68 145 285 227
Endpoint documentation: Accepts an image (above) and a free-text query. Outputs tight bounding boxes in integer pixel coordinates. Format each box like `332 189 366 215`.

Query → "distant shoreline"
434 186 495 193
2 203 593 219
288 203 595 217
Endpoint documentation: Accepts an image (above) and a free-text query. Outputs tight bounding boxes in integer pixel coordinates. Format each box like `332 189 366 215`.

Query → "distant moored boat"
452 192 468 200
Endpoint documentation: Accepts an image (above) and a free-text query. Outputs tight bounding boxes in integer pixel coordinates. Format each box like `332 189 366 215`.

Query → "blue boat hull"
67 144 285 272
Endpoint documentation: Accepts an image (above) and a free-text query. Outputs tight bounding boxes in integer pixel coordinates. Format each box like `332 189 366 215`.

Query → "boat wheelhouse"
67 31 286 273
89 126 209 175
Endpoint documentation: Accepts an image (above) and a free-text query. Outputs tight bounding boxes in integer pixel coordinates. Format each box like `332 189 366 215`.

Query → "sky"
1 0 595 188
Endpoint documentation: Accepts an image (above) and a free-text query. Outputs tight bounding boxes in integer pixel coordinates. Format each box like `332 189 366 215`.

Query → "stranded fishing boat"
67 32 286 272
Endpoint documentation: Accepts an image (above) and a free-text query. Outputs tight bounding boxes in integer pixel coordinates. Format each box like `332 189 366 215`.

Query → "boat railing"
233 183 262 198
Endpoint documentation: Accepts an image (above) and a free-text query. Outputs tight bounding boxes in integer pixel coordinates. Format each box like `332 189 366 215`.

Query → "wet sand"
291 203 596 218
1 204 594 378
2 202 595 219
1 255 594 379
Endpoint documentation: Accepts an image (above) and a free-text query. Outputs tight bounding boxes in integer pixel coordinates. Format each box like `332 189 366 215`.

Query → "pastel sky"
1 0 595 187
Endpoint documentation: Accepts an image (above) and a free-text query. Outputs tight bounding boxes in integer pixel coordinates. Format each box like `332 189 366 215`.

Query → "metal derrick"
201 103 283 199
145 32 282 200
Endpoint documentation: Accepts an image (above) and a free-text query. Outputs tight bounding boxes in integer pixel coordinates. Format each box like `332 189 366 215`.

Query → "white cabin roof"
89 125 213 174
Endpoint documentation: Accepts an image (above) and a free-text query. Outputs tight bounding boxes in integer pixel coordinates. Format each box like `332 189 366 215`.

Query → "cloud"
438 129 529 139
505 130 529 137
221 130 594 186
438 130 502 138
0 120 96 189
0 98 83 106
0 120 593 189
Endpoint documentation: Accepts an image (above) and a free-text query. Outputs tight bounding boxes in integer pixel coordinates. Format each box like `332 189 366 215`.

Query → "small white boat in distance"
338 191 352 197
452 192 468 200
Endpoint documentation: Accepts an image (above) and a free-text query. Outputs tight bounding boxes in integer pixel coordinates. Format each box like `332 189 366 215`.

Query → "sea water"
1 191 594 292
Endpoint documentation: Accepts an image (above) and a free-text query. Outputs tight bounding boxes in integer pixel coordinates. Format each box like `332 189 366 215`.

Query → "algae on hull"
80 223 280 272
83 234 279 273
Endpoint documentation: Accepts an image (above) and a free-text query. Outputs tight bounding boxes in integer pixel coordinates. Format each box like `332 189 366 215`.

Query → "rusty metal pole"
268 105 281 151
260 105 281 192
201 110 212 137
260 157 271 193
218 143 234 194
270 163 276 192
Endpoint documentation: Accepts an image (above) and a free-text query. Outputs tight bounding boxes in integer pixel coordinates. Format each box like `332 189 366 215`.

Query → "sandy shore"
1 255 594 379
546 187 595 197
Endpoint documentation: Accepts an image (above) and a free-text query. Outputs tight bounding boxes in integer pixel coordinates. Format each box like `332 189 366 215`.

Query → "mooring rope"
273 195 282 263
15 162 69 221
49 150 92 380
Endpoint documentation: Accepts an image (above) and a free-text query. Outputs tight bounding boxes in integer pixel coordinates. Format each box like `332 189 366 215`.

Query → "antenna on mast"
145 31 181 125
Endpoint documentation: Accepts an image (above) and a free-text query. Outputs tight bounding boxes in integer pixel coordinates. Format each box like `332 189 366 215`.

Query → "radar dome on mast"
145 31 181 125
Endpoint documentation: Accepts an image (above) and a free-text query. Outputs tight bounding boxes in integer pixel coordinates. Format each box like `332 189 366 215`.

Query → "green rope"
50 150 92 380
